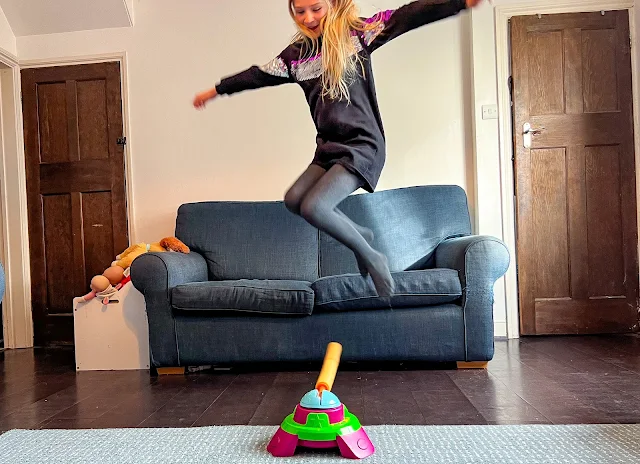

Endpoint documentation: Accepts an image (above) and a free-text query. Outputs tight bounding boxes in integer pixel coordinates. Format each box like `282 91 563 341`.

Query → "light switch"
482 104 498 120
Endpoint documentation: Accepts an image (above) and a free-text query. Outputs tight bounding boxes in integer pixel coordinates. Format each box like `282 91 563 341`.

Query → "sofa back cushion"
175 201 319 281
319 185 472 276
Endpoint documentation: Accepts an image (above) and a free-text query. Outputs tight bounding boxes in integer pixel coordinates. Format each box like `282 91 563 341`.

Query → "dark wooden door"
511 11 639 335
21 62 128 346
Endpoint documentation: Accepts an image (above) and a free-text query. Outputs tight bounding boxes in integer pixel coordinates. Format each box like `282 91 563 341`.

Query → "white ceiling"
0 0 133 37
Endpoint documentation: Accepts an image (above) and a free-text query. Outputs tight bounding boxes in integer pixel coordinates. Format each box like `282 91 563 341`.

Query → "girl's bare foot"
364 250 395 297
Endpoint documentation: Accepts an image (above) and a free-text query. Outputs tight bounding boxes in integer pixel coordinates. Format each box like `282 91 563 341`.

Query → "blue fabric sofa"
130 185 509 369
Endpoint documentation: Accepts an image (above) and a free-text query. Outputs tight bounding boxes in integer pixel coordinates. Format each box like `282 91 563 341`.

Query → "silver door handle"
523 122 544 148
525 128 545 135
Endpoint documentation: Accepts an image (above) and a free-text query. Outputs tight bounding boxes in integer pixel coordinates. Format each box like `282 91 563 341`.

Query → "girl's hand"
193 88 218 109
466 0 484 7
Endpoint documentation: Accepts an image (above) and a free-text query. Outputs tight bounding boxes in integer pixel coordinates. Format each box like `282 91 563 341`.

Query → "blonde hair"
289 0 383 102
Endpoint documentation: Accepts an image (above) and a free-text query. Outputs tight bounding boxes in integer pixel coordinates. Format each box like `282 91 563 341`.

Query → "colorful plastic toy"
267 342 375 459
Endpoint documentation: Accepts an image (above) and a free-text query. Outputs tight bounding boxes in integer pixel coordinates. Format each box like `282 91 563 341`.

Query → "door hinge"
117 137 127 146
508 75 514 105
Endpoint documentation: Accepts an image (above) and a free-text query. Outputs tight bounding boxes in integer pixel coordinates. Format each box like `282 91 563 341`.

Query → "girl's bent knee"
299 196 329 223
284 190 302 214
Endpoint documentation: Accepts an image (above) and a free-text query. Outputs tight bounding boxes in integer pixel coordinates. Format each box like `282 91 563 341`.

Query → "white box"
73 282 150 371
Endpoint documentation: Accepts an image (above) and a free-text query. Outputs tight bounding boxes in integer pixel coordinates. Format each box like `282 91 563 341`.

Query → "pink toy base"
267 428 298 457
267 426 375 459
299 439 338 449
337 427 375 459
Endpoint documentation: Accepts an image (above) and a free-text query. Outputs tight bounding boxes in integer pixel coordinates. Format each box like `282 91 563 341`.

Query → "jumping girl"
193 0 482 297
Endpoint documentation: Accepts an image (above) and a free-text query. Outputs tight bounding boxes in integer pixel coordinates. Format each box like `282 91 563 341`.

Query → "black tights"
284 164 395 297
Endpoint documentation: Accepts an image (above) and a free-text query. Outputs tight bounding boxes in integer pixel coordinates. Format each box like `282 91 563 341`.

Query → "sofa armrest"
130 251 208 367
434 236 510 361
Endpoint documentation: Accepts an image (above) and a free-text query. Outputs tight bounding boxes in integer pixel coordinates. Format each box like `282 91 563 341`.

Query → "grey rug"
0 424 639 463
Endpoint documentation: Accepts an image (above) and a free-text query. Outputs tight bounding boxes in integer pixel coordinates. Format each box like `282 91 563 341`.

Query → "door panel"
21 62 128 346
511 11 638 335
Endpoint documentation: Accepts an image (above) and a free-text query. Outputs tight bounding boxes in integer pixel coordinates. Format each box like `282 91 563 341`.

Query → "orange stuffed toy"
111 236 190 270
75 237 190 305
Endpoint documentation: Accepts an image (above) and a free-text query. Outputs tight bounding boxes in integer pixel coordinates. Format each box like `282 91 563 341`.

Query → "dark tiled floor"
2 335 640 432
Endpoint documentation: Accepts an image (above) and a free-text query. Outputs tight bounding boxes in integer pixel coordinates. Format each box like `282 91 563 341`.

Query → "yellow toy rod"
316 342 343 396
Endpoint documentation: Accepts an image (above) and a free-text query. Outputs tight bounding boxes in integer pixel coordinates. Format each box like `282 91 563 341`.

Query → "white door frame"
0 46 33 349
494 0 640 338
0 52 135 349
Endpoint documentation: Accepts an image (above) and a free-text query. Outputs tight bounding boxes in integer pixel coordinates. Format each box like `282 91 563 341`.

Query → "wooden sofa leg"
156 367 186 375
457 361 488 369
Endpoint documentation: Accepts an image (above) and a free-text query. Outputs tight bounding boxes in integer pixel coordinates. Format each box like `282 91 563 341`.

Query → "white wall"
16 0 512 335
11 0 640 342
0 5 15 56
359 1 476 218
17 0 476 241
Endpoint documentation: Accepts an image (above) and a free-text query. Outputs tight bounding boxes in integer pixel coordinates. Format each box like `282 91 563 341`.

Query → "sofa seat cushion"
171 279 314 316
312 269 461 312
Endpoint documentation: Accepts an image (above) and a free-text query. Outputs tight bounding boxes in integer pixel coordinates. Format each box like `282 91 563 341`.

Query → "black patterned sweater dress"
215 0 468 193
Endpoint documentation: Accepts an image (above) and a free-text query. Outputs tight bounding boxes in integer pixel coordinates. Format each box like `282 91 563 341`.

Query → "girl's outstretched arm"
193 49 294 108
363 0 479 53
